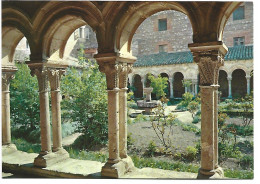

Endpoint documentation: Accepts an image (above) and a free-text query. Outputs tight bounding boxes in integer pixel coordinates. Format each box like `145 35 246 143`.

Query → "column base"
101 156 135 178
2 144 17 156
197 167 224 179
34 148 69 168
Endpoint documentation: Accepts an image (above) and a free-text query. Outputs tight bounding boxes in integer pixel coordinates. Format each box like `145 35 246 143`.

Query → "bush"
219 143 242 159
192 115 200 124
184 146 198 161
10 63 40 130
240 155 253 169
145 141 158 157
176 92 193 110
61 59 108 149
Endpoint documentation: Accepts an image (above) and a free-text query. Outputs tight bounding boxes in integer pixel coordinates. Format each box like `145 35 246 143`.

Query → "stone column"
128 76 133 88
2 67 17 148
185 86 187 93
227 77 232 98
189 41 228 179
194 79 198 95
246 75 251 95
118 63 133 158
141 78 145 98
47 68 66 153
169 77 174 99
96 53 136 178
30 66 52 165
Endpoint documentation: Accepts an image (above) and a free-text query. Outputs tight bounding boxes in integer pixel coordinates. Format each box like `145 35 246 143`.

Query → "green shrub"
127 133 135 148
184 146 198 161
240 155 253 169
134 114 148 123
145 141 158 157
192 115 200 124
219 143 242 159
61 60 108 149
10 63 40 130
61 122 77 138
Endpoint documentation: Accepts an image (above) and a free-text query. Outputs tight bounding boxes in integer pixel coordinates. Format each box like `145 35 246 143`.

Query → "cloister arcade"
2 1 246 179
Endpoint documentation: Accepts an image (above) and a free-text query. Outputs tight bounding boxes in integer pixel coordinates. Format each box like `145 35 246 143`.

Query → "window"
159 44 167 53
158 19 167 31
26 40 29 49
233 37 245 46
233 6 245 20
79 27 83 38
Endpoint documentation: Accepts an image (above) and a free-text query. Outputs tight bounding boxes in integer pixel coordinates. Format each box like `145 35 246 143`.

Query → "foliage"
187 101 199 119
173 120 201 135
10 63 40 130
133 114 149 123
148 74 168 99
219 143 242 160
176 92 193 110
240 155 253 169
12 138 41 153
226 124 253 136
145 141 158 157
183 146 198 161
61 59 108 149
131 155 199 173
192 115 200 124
182 79 192 88
224 169 253 179
150 97 177 149
239 93 253 127
127 133 135 148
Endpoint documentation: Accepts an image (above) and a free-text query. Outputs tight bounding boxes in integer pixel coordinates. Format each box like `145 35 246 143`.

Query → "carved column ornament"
30 67 49 93
99 62 120 90
2 73 15 92
189 41 228 86
119 63 133 89
47 68 66 91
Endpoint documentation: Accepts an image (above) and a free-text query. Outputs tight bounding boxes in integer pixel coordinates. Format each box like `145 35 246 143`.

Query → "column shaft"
119 88 127 158
246 77 250 95
169 78 174 98
228 78 232 98
107 89 120 163
48 69 65 152
34 69 52 154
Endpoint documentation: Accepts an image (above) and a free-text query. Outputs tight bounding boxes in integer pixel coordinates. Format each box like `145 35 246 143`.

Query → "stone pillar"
47 68 67 153
185 86 187 93
194 79 198 95
141 78 145 98
30 66 52 164
2 67 17 149
189 41 228 179
128 76 133 88
227 77 232 98
96 53 136 178
246 75 251 95
169 77 174 99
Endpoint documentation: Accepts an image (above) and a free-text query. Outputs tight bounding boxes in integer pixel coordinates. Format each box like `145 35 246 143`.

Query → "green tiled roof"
134 45 253 67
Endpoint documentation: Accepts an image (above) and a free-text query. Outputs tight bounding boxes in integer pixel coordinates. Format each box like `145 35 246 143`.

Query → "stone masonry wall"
131 2 253 56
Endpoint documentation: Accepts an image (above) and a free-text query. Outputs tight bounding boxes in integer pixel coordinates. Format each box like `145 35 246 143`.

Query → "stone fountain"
137 87 160 114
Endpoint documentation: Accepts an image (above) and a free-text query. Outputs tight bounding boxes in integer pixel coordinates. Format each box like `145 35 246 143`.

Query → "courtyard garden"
9 55 253 179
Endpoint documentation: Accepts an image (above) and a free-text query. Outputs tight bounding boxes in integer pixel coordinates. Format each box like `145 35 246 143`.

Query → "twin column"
189 41 228 179
29 64 67 166
2 67 17 147
96 55 135 178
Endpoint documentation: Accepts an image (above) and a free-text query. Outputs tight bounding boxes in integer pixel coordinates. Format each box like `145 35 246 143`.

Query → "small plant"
145 140 158 157
150 97 177 149
192 115 200 124
127 133 135 148
176 92 194 110
188 100 199 119
184 146 198 161
240 155 253 169
134 114 148 123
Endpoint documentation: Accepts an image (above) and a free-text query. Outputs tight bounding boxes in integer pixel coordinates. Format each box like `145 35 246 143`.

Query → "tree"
182 79 192 92
10 63 40 130
188 101 199 119
61 58 108 149
148 74 168 99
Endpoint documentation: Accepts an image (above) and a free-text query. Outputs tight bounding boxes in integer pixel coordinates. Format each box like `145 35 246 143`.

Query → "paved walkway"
2 148 197 179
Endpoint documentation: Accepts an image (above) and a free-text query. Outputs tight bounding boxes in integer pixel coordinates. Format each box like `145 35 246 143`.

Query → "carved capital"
30 67 49 93
2 72 15 92
189 42 227 86
99 62 120 90
47 68 66 91
119 63 133 89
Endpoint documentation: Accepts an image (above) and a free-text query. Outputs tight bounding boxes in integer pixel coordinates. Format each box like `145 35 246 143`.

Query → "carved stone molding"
99 62 120 90
2 72 15 92
47 68 66 91
189 42 227 86
119 63 133 89
30 67 49 93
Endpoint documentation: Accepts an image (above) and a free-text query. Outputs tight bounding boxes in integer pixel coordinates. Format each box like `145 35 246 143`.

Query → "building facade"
129 2 253 99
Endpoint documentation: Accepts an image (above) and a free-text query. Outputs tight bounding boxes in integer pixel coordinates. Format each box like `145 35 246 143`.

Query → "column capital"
227 77 232 81
188 41 228 86
47 67 66 91
2 67 17 92
246 75 251 80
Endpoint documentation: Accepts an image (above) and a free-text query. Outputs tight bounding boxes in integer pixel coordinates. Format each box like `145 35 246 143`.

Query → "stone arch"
229 65 248 77
232 69 247 98
219 70 228 98
32 1 104 61
173 72 185 98
132 74 143 99
218 2 243 41
115 2 195 54
2 8 34 64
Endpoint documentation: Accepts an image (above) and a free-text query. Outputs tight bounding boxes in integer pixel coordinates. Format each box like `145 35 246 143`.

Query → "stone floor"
2 148 197 179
